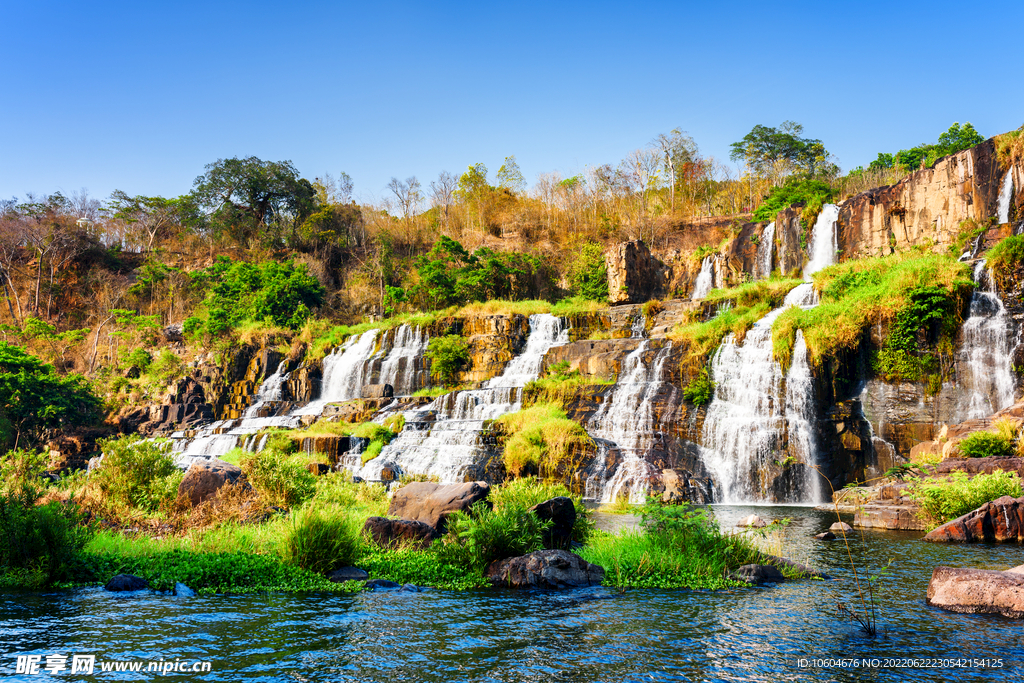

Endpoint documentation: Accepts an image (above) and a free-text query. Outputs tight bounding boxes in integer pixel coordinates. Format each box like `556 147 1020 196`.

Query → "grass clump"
435 501 550 571
909 470 1022 525
495 403 592 479
986 235 1024 290
995 125 1024 170
682 367 714 406
284 504 365 574
489 477 593 545
240 445 317 508
522 361 614 409
957 430 1014 459
351 422 399 464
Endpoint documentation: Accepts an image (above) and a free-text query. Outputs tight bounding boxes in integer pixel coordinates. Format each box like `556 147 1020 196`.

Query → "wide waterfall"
757 222 775 279
956 261 1016 420
354 314 567 482
587 342 674 503
691 255 716 299
998 171 1014 225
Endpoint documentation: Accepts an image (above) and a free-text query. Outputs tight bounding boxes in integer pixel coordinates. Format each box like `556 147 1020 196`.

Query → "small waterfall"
377 325 429 395
956 261 1016 420
998 171 1014 225
294 330 380 415
242 360 289 418
691 255 716 300
757 222 775 279
783 331 821 502
803 204 840 278
588 342 673 503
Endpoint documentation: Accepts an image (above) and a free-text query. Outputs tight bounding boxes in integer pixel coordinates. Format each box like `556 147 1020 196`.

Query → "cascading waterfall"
354 314 568 482
955 260 1016 420
757 222 775 279
803 204 840 278
691 255 716 299
783 330 821 502
998 171 1014 226
242 361 289 418
587 342 673 503
293 330 380 416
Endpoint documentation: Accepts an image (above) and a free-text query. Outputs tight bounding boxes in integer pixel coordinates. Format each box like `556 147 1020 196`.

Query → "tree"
190 156 317 245
387 176 423 221
730 121 828 181
936 122 984 156
456 163 491 230
652 129 698 213
106 191 180 252
496 155 526 194
429 171 458 231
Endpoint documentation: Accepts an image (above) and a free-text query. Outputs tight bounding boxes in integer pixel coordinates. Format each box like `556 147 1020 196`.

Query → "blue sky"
2 0 1021 204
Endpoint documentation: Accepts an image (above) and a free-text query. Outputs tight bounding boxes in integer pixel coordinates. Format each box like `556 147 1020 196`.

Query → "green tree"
730 121 828 179
567 241 609 301
936 122 984 156
426 335 470 386
496 156 526 195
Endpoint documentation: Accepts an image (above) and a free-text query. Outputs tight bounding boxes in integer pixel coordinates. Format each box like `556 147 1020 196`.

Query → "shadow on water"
3 506 1023 682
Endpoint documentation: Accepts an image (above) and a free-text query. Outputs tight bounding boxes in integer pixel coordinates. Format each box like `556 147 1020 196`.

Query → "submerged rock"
387 481 491 532
814 532 836 541
363 516 439 549
326 567 369 583
923 495 1024 543
927 566 1024 618
530 497 576 549
729 564 785 585
173 582 195 597
485 550 605 589
178 458 243 506
364 579 402 590
736 515 767 528
105 574 149 592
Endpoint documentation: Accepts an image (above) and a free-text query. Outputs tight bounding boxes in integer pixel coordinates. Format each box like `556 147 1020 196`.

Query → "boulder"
927 566 1024 618
361 384 394 399
485 550 605 589
363 516 439 549
729 564 786 585
923 495 1024 543
530 497 576 549
829 522 853 533
105 574 149 592
814 532 836 541
326 567 370 583
173 582 195 597
365 579 402 590
736 514 767 528
306 462 332 476
387 481 491 532
178 458 243 506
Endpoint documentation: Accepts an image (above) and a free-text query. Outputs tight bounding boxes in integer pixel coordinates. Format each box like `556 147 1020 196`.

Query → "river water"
3 506 1023 682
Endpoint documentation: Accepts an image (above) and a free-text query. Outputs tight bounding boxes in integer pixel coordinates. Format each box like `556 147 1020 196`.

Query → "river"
3 505 1023 681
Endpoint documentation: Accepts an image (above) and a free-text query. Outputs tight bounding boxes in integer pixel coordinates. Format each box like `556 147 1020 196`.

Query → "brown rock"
178 458 243 506
737 514 767 528
829 522 853 533
530 497 576 549
605 240 659 305
307 462 332 476
927 566 1024 618
361 384 394 399
363 516 439 549
923 495 1024 543
854 504 928 531
387 481 491 532
485 549 605 588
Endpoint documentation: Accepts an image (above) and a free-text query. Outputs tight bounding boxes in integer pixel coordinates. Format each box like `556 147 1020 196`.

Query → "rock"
829 522 853 533
815 532 836 541
485 550 604 589
530 497 576 549
729 564 786 585
927 566 1024 619
854 503 929 531
361 384 394 399
604 240 659 305
398 584 422 592
363 516 439 549
758 554 830 580
105 574 149 592
163 324 184 343
923 495 1024 543
178 458 243 506
736 514 767 528
173 582 195 597
1008 564 1024 575
87 456 103 472
306 462 332 476
387 481 491 533
364 579 402 590
326 567 370 583
658 468 714 505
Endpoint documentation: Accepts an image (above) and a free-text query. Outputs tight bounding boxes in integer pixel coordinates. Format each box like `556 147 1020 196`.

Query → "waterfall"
355 314 568 482
293 330 380 415
588 342 673 503
691 255 716 300
998 171 1014 225
242 360 289 418
377 325 429 396
955 261 1016 420
757 222 775 279
783 331 821 502
803 204 840 278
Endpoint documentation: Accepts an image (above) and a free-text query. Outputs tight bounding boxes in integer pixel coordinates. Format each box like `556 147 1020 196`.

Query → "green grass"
495 403 593 479
987 235 1024 289
909 470 1022 526
522 371 615 408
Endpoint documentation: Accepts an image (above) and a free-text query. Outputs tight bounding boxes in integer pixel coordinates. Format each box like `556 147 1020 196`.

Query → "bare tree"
429 171 458 231
387 176 422 221
651 129 698 214
618 148 663 242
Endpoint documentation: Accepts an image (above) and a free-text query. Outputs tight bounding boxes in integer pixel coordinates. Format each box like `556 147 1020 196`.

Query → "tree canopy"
730 121 828 178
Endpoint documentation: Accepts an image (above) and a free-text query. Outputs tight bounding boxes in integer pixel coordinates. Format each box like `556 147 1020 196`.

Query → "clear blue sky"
2 0 1021 205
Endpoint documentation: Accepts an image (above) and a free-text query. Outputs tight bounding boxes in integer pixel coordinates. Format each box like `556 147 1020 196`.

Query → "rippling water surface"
3 506 1024 682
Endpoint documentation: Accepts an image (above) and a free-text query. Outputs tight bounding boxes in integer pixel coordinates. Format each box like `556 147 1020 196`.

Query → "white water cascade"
354 314 568 482
377 325 429 395
783 330 822 502
757 222 775 279
998 171 1014 226
803 204 840 278
956 261 1016 420
294 330 381 416
586 342 674 503
691 255 716 299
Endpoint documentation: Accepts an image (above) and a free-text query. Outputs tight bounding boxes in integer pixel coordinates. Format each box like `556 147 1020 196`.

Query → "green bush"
437 501 550 570
414 236 544 309
425 335 470 386
987 235 1024 288
496 403 592 478
351 422 399 464
284 504 365 574
566 241 609 302
240 446 316 508
682 368 714 406
958 431 1014 459
910 470 1022 525
147 349 184 384
490 477 593 545
93 436 182 513
122 348 153 371
752 178 834 222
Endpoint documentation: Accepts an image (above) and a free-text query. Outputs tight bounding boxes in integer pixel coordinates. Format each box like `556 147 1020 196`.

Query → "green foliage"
522 366 614 409
414 236 542 310
871 122 984 175
566 241 609 301
986 235 1024 288
0 342 102 450
240 446 317 508
958 431 1014 459
285 504 365 574
425 334 469 386
730 121 829 178
122 348 153 371
682 367 714 406
93 436 182 513
189 257 325 336
147 349 184 384
350 422 399 464
909 470 1022 525
358 547 490 590
496 403 592 479
437 501 550 570
752 178 834 222
490 477 593 545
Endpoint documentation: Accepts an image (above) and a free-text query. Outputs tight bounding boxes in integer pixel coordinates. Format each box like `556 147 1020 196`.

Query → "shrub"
437 501 550 570
496 403 592 479
682 368 714 406
425 335 470 386
147 349 184 384
123 348 153 371
752 178 834 222
910 470 1022 525
958 431 1014 459
93 436 182 513
987 235 1024 289
490 477 593 544
240 446 316 508
284 504 365 574
567 240 609 301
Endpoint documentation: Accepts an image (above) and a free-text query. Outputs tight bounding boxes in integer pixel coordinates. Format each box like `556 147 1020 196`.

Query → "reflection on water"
2 506 1024 682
